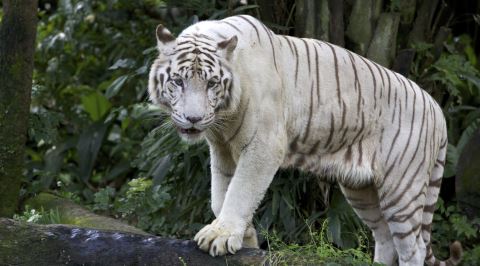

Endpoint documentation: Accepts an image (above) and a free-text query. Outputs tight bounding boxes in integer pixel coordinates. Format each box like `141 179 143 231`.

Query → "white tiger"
148 15 462 266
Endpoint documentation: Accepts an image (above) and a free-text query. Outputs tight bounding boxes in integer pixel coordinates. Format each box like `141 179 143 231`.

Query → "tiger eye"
173 78 183 87
207 80 217 88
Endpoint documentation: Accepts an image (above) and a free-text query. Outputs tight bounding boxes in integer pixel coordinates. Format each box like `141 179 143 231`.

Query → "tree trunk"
408 0 439 45
366 12 400 67
0 218 267 266
345 0 382 55
327 0 345 46
0 0 38 217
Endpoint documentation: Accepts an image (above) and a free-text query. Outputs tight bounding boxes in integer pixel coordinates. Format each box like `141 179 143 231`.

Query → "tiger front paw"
193 219 244 256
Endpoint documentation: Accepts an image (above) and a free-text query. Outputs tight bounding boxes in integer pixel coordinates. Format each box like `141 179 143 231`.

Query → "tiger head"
148 24 238 142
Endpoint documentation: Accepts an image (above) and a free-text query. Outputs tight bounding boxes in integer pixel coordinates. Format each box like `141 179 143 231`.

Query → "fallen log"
0 218 268 266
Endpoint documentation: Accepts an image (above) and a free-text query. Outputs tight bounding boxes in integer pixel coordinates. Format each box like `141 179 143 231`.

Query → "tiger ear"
217 35 237 60
156 24 176 53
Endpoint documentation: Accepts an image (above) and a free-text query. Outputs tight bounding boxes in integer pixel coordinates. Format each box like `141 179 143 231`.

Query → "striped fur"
148 15 461 265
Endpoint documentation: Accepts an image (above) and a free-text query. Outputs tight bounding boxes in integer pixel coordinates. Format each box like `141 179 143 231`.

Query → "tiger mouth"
178 127 203 135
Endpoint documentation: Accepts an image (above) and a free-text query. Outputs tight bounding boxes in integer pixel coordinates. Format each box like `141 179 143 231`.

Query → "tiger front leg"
209 143 236 217
194 135 284 256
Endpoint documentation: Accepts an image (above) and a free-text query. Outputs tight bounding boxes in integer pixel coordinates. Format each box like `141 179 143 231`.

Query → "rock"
0 218 267 266
25 192 148 235
367 12 401 68
346 0 382 55
456 129 480 219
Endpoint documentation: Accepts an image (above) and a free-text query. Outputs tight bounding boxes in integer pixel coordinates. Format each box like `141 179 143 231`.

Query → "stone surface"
0 218 268 266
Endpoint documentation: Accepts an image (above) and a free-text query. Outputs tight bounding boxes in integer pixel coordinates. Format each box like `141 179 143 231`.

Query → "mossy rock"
0 218 267 266
25 192 148 235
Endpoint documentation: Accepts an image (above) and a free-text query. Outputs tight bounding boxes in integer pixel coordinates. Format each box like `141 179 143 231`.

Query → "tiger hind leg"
340 185 398 265
423 141 462 266
377 170 429 266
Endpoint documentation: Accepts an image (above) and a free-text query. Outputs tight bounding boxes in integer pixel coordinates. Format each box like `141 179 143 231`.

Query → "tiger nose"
186 116 202 124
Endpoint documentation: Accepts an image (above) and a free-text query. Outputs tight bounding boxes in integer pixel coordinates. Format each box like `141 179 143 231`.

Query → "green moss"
24 192 148 235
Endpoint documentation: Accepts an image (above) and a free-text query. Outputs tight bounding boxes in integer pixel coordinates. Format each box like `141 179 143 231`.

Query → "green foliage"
13 206 63 224
411 36 480 177
264 220 375 265
432 198 480 261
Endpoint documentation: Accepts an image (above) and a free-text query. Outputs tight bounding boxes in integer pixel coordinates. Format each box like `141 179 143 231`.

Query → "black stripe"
237 15 261 44
392 222 422 239
151 67 159 100
281 35 294 55
159 73 165 87
192 38 216 47
357 139 363 165
302 82 315 143
359 56 377 109
301 39 311 73
176 51 191 60
313 42 321 103
176 40 195 46
345 146 353 161
377 155 398 189
371 150 377 170
289 135 299 152
292 40 299 86
388 186 426 220
347 52 362 113
197 50 216 62
382 153 427 207
340 100 347 131
389 205 424 223
351 112 365 144
372 62 385 100
308 140 320 155
212 30 227 39
424 203 436 213
172 46 194 54
386 71 392 105
398 88 417 164
324 112 335 148
326 43 342 105
221 20 243 34
259 22 279 72
386 97 402 163
196 33 215 41
391 89 398 123
241 129 258 152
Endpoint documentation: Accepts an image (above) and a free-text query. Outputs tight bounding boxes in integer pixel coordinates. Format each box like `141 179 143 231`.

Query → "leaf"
457 118 480 155
150 155 172 185
105 75 129 99
81 91 112 121
108 58 135 70
233 4 259 14
76 121 109 183
444 143 459 177
104 160 132 181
